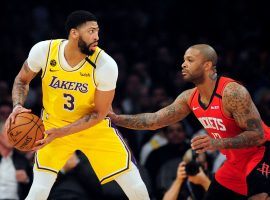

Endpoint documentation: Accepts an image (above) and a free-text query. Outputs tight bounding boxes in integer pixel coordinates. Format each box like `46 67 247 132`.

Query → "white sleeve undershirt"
27 40 50 73
27 40 118 91
94 51 118 91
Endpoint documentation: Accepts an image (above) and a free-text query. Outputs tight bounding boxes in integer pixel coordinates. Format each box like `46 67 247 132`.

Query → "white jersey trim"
27 40 118 91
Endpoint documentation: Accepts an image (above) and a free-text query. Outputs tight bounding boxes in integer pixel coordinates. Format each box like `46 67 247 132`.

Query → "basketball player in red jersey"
109 44 270 200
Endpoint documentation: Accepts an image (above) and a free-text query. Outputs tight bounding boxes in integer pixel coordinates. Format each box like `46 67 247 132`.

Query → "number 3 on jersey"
63 93 75 111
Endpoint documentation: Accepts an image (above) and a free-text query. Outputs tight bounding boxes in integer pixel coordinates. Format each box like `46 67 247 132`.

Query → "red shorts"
215 143 270 197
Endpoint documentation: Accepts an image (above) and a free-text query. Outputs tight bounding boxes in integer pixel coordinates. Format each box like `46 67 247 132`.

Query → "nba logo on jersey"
50 59 57 66
210 106 219 110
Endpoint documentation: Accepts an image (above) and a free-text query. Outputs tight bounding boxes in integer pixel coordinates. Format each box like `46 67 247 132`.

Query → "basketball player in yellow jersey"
5 10 150 200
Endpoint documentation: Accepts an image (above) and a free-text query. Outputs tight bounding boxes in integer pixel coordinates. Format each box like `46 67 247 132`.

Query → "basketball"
7 112 45 151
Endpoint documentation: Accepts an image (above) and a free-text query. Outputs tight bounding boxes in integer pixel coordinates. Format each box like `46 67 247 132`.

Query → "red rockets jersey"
188 76 269 195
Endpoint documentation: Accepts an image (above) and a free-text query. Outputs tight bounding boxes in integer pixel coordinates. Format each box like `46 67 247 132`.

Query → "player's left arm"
192 82 266 152
33 89 115 149
215 82 265 148
57 89 115 136
56 55 117 136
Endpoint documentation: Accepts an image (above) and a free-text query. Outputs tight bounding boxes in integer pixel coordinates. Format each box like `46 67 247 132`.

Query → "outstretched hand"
32 128 59 151
107 106 118 121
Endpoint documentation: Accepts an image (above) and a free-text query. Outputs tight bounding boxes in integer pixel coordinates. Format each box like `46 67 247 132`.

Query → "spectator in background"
151 87 169 111
144 122 190 197
133 61 152 88
162 149 211 200
0 101 12 131
140 129 168 166
0 81 12 104
139 99 174 166
160 130 225 200
121 74 143 114
0 102 32 200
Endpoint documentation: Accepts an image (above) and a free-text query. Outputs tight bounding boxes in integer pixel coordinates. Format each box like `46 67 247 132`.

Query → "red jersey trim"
188 88 197 108
217 77 237 121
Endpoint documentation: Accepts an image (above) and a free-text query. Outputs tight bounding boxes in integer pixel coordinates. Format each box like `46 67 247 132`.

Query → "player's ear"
70 28 79 39
204 61 213 71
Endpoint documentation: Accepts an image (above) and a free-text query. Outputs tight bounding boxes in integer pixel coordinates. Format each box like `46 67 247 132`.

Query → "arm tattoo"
217 117 265 148
12 63 36 107
246 118 264 135
58 112 100 136
211 83 265 149
113 89 193 130
84 112 99 122
12 73 29 107
115 113 159 130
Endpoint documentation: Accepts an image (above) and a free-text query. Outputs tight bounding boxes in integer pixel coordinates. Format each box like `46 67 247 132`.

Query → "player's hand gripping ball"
7 113 44 151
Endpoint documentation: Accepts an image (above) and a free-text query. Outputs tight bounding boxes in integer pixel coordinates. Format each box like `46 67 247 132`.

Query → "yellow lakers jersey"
41 39 103 123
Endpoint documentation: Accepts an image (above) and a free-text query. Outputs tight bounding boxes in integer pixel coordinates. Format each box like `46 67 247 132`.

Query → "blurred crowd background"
1 0 270 199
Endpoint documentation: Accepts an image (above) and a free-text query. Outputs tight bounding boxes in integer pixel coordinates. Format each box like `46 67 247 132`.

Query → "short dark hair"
65 10 97 34
190 44 218 66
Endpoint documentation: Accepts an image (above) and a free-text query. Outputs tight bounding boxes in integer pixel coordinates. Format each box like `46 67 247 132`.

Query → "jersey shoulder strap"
215 76 237 98
188 88 198 108
85 47 103 68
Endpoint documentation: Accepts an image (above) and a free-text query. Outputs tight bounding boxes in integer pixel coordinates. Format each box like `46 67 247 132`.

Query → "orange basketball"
7 112 45 151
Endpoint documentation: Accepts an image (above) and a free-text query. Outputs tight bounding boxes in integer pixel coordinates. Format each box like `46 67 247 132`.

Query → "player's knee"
248 193 269 200
25 184 51 200
130 182 150 200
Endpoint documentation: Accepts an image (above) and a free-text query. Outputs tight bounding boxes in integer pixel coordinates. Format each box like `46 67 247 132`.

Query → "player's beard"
183 72 205 85
78 37 94 56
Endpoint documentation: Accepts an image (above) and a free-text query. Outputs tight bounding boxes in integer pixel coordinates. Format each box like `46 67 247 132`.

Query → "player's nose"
181 62 186 69
94 32 99 41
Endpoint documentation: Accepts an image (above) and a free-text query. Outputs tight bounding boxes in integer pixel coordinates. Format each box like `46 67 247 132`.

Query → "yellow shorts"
35 117 131 184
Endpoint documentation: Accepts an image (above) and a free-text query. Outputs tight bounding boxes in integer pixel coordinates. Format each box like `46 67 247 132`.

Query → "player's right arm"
191 82 266 153
5 41 49 131
4 62 37 130
109 89 194 130
12 61 38 108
